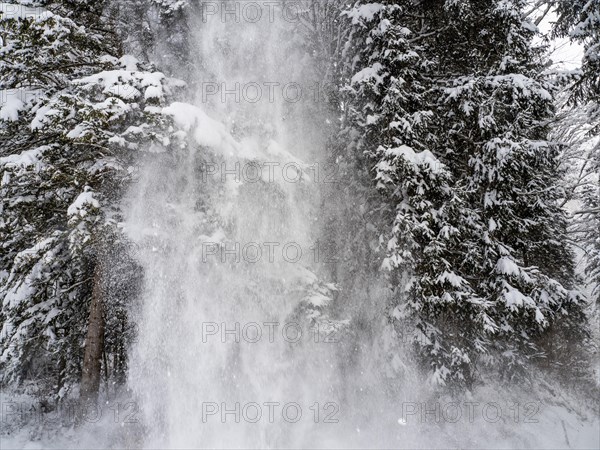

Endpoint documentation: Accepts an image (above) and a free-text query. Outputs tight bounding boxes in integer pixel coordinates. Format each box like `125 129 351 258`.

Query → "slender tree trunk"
80 261 105 405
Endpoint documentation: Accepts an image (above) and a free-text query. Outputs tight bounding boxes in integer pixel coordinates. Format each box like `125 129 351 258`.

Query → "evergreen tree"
0 0 178 399
433 0 588 379
552 0 600 121
552 0 600 305
581 150 600 305
338 0 481 387
338 0 589 387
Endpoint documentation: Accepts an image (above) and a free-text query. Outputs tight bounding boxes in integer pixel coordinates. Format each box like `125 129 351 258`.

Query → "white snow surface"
162 101 239 153
344 3 385 24
1 382 598 449
0 92 23 121
351 62 385 86
0 146 47 172
67 190 100 217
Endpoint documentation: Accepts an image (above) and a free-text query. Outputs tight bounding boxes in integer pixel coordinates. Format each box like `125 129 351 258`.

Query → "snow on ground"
1 381 598 449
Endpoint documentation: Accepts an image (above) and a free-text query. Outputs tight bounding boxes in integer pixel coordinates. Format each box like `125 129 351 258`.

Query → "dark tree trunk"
80 261 105 405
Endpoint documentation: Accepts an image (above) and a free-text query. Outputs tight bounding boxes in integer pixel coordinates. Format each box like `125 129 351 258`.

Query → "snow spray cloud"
123 5 347 448
120 2 584 449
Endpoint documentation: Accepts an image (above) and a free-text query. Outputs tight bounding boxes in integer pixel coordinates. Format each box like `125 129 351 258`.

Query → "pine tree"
552 0 600 305
0 0 178 400
552 0 600 119
433 0 589 378
554 98 600 306
336 0 479 386
338 0 589 387
582 151 600 305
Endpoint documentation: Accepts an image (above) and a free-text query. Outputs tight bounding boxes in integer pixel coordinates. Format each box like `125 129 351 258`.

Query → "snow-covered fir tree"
0 0 179 400
552 0 600 305
432 0 588 380
338 0 590 387
337 0 479 386
552 0 600 118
